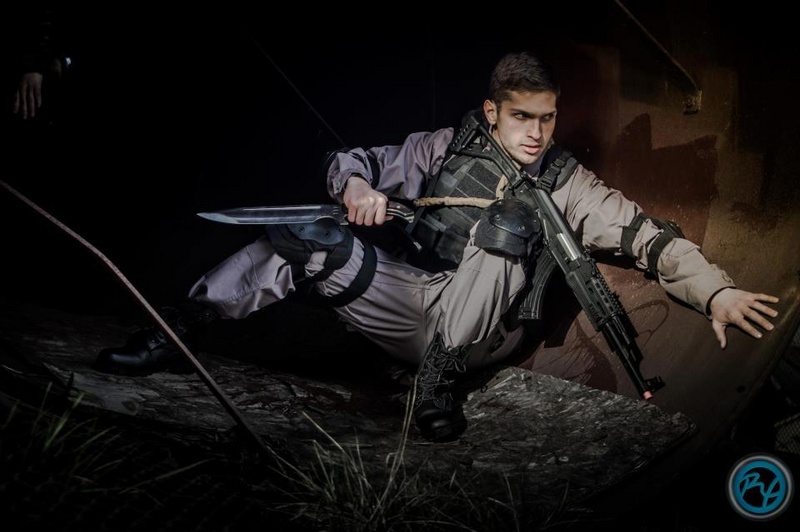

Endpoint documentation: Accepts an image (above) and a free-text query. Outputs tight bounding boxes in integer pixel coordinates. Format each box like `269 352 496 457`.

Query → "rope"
411 175 509 209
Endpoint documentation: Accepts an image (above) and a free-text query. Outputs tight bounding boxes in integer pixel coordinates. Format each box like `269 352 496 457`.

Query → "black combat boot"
412 333 469 442
93 300 218 377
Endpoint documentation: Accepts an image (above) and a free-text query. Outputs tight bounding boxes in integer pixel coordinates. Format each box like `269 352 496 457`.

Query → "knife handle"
385 201 415 224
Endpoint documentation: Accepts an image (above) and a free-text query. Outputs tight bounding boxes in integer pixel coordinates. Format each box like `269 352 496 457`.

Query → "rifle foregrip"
549 232 663 399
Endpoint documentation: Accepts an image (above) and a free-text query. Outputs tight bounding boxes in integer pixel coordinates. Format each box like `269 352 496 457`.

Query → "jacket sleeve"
553 164 736 316
326 128 454 202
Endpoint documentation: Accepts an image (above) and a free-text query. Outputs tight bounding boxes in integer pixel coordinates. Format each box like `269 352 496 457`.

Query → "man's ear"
483 99 497 125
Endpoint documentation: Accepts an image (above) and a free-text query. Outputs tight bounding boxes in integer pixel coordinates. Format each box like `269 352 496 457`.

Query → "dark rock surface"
0 296 696 529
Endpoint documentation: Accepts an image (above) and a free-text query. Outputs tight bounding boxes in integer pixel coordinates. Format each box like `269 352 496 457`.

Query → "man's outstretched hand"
709 288 780 348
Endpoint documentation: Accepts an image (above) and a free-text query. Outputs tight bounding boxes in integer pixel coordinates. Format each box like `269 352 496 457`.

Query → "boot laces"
415 338 467 403
131 307 189 350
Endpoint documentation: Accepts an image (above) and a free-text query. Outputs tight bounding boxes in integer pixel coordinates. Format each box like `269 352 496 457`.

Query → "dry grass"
1 382 579 531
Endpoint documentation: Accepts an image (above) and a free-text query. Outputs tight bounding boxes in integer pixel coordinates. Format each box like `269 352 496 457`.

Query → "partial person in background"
5 2 71 123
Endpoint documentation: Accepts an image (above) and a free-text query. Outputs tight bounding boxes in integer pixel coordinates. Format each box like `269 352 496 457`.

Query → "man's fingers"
736 299 777 333
724 307 766 338
755 293 780 304
350 206 376 226
344 190 389 226
358 206 376 226
710 290 779 348
713 321 727 349
24 90 38 119
354 203 388 226
746 309 775 331
752 301 779 318
370 206 386 226
735 317 764 339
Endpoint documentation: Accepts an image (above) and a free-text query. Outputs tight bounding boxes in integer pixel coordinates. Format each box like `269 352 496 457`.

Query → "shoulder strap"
537 145 578 192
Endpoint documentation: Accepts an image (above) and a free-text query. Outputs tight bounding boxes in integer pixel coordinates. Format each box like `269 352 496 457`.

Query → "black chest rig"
407 109 577 273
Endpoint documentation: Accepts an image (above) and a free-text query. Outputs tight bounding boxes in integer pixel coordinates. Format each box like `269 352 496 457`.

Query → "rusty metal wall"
513 1 800 517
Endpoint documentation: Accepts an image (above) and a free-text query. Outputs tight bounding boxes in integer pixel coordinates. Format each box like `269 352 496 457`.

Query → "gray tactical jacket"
327 126 735 317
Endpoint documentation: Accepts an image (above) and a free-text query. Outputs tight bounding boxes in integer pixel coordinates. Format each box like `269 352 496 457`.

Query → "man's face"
483 90 557 166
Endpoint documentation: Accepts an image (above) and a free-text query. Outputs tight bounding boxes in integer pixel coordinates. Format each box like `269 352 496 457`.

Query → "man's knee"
474 198 541 257
266 219 378 307
265 218 354 272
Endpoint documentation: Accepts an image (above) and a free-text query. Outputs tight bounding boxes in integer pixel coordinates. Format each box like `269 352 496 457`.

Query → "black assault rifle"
448 113 664 399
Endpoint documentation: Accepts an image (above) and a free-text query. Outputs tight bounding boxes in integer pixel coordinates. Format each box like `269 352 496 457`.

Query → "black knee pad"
474 198 541 257
265 219 354 270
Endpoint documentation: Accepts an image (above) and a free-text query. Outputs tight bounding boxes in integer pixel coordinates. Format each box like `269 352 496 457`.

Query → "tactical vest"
407 109 577 273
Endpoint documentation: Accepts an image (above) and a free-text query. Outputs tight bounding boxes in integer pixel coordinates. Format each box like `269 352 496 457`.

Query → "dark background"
3 1 798 313
4 4 579 313
2 2 799 529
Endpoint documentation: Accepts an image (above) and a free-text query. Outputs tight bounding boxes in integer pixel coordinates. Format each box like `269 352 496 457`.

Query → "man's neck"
522 158 544 177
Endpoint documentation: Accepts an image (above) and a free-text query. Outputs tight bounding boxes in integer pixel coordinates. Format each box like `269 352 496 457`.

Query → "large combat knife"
197 200 415 225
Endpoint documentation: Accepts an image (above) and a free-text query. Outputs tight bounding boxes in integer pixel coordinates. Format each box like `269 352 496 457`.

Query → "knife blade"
197 200 415 225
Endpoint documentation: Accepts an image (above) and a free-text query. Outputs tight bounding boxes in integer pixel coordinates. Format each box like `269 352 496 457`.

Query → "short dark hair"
488 51 560 103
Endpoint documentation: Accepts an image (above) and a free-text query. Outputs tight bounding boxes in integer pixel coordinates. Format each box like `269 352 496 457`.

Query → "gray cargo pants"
188 225 527 369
